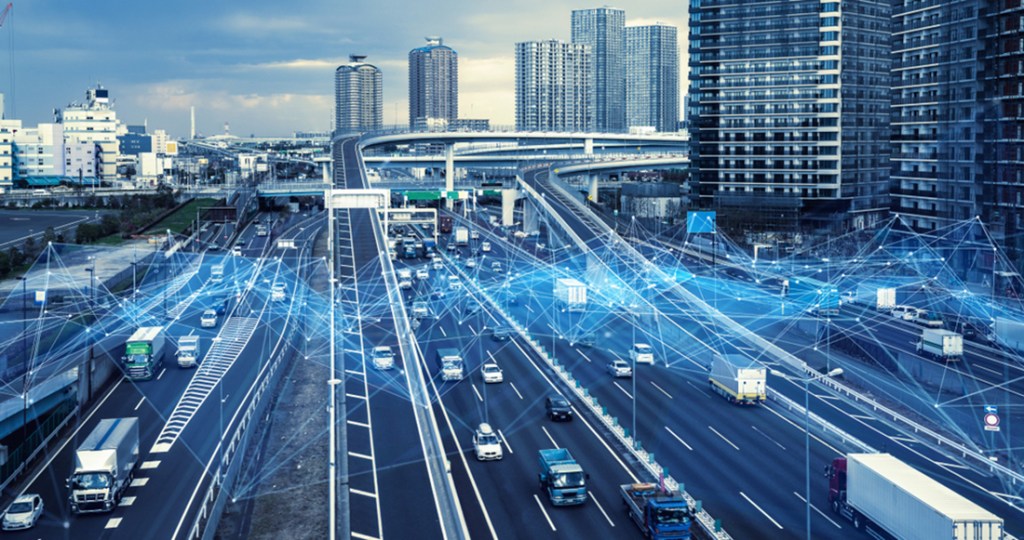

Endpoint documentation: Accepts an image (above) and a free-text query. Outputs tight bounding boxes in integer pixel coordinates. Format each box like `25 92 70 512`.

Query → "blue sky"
3 1 686 138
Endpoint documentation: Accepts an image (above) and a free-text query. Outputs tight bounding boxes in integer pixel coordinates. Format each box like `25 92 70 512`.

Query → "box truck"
709 354 766 405
554 278 587 312
68 418 140 514
123 326 166 380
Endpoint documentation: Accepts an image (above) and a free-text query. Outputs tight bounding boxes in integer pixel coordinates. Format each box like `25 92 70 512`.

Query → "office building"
625 23 679 133
56 86 121 183
688 0 891 235
409 37 458 129
515 40 591 132
335 55 383 133
572 7 625 132
119 125 152 156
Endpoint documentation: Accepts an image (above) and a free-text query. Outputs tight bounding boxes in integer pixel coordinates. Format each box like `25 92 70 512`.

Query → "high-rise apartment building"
409 37 458 130
515 40 591 132
688 0 891 234
625 23 679 133
335 55 383 133
891 2 984 233
572 7 626 133
56 86 121 182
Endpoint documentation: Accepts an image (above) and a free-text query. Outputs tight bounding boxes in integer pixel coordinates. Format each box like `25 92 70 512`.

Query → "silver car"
608 359 632 378
2 493 43 531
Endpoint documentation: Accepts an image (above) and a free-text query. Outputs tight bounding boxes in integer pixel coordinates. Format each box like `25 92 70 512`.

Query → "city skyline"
2 2 687 138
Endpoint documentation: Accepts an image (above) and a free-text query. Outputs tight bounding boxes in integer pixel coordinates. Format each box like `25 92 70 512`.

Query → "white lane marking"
509 382 525 400
850 414 874 421
468 325 476 334
664 426 694 451
589 491 615 527
740 491 783 529
541 426 559 448
890 436 918 444
439 326 447 337
686 380 712 398
119 496 136 507
793 491 843 529
936 461 970 470
130 478 149 487
140 461 161 470
345 369 364 376
347 420 370 429
487 350 498 363
613 382 633 400
708 425 739 451
134 397 146 411
752 425 786 451
345 393 367 400
351 532 380 540
156 368 166 380
761 404 844 456
105 518 123 529
534 494 557 531
571 405 639 484
351 488 378 499
576 349 592 363
498 429 514 455
526 305 534 313
471 384 484 402
350 452 373 461
650 381 673 399
974 363 1001 376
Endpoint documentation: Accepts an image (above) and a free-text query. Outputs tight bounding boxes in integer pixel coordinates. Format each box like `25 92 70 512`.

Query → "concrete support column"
523 197 539 234
501 189 517 227
584 138 594 156
588 174 600 203
445 144 455 210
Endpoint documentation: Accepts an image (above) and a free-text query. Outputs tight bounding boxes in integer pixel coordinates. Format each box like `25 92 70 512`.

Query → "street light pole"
17 276 27 441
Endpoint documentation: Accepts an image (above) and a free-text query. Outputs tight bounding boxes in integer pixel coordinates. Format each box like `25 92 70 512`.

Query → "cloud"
244 58 346 71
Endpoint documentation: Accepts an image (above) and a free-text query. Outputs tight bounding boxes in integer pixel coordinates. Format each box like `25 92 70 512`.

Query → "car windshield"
71 472 111 490
552 472 585 488
551 399 568 408
7 502 32 513
655 506 691 525
477 433 499 445
127 353 149 365
636 345 651 353
484 365 499 373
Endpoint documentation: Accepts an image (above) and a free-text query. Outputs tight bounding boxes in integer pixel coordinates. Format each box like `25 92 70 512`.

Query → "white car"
473 423 503 461
271 282 287 301
2 493 43 531
466 258 477 269
481 241 491 252
231 245 243 256
608 359 633 378
416 268 430 280
432 259 444 271
470 230 480 240
411 300 429 319
200 309 218 328
629 343 655 364
448 275 462 290
491 261 503 273
481 362 503 383
398 279 413 290
371 346 395 370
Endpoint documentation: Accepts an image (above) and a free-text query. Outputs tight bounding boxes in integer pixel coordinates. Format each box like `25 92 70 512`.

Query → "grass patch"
96 234 126 246
144 198 220 235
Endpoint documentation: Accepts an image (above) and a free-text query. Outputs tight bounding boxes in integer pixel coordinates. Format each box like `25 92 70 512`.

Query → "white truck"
827 453 1004 540
917 328 963 362
993 317 1024 353
709 354 766 405
68 417 140 514
436 347 464 381
176 335 201 368
210 263 225 283
554 278 587 312
454 226 469 246
853 285 896 311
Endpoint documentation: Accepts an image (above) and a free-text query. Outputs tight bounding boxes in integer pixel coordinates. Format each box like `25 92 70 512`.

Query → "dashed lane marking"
740 491 783 529
533 494 557 532
105 518 123 529
350 451 373 460
119 496 136 507
140 461 161 470
130 478 149 487
351 488 378 499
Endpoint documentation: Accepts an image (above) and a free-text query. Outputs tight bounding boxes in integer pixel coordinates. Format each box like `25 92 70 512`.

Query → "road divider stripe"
793 491 842 529
498 429 514 455
140 460 161 470
471 384 483 403
509 382 525 400
105 518 123 529
664 426 693 451
708 425 739 451
130 478 149 487
350 452 373 461
134 397 146 411
589 491 615 527
613 382 633 400
119 496 136 507
740 491 783 529
650 381 673 399
541 426 559 449
347 420 370 428
350 532 380 540
533 494 557 532
351 488 378 499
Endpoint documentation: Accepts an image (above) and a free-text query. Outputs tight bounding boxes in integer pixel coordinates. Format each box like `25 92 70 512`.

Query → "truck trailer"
538 448 588 506
993 317 1024 353
709 354 766 405
68 417 140 513
123 326 166 380
827 453 1004 540
436 347 464 381
917 328 963 362
554 278 587 312
454 226 469 246
620 483 694 539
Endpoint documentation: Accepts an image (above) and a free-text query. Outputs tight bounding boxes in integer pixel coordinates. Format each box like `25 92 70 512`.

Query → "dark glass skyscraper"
688 0 891 235
572 7 625 133
408 37 458 130
625 23 679 133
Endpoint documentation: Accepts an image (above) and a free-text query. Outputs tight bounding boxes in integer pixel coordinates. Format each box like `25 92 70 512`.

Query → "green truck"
123 326 166 380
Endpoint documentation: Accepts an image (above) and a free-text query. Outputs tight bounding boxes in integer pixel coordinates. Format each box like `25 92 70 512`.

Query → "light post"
771 367 844 540
86 260 95 401
16 276 27 440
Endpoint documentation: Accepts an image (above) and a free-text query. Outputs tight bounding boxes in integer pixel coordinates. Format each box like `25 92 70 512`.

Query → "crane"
0 3 11 27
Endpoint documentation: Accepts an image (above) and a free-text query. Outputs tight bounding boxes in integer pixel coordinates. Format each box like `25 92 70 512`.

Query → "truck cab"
620 483 694 539
538 448 588 505
436 348 464 380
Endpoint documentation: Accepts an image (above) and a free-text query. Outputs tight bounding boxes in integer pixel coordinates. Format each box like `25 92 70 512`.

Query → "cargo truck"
852 286 896 311
210 263 225 283
176 334 201 368
709 354 766 404
439 216 453 234
993 317 1024 353
538 448 588 506
620 483 694 539
454 226 469 246
826 453 1004 540
916 328 963 362
123 326 166 380
436 347 464 381
554 278 587 312
68 417 140 514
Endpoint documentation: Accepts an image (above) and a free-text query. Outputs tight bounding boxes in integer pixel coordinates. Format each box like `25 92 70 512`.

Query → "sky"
2 1 687 138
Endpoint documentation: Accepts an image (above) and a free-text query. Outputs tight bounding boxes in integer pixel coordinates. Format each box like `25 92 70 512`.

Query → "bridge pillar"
584 138 594 156
523 196 540 234
445 144 455 209
588 174 599 203
501 188 516 227
322 161 331 184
